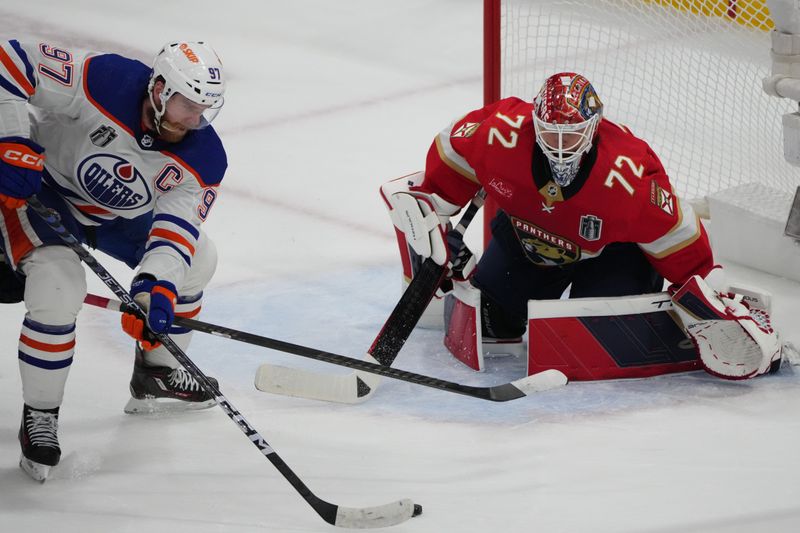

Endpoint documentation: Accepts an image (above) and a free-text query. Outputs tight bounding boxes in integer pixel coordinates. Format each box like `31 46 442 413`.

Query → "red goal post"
484 0 502 245
481 0 797 245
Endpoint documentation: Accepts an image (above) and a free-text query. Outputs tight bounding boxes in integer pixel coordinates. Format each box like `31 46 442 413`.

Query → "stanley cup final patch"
89 125 118 147
579 214 602 241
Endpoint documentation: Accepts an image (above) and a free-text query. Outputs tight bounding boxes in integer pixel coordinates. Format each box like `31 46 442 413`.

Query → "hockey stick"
27 196 420 529
257 189 488 404
83 292 568 401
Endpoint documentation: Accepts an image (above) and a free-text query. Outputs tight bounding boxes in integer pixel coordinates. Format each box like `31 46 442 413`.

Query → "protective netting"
498 0 800 205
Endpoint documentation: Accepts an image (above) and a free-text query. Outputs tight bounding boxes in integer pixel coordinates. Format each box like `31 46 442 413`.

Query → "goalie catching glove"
671 270 781 380
121 274 177 350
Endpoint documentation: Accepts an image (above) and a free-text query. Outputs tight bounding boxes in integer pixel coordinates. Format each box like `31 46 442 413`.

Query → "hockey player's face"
538 130 584 155
533 113 600 169
159 93 210 142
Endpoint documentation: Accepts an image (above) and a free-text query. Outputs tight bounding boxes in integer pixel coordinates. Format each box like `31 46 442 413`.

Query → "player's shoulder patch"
452 121 480 138
84 54 151 133
649 180 675 216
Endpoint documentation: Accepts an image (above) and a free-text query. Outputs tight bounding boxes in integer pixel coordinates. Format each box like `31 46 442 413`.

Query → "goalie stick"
83 292 568 401
258 189 488 404
27 196 420 529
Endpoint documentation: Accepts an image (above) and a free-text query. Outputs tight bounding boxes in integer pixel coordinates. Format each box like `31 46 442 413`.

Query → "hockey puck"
412 504 423 517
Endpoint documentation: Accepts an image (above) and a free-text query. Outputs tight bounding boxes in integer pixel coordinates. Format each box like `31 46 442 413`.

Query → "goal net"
485 0 799 211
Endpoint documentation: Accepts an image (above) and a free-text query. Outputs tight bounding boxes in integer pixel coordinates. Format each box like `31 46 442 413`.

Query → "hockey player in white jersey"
0 40 227 481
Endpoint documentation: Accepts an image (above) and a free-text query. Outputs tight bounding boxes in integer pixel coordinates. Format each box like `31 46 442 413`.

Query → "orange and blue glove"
0 136 44 210
121 274 177 350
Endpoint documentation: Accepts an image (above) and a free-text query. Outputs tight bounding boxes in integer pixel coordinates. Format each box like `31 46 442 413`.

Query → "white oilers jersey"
0 40 227 286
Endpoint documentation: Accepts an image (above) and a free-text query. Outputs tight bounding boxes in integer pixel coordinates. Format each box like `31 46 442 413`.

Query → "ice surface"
1 1 799 532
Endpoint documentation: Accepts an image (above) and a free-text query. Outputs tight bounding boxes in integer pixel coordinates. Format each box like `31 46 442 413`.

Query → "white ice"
1 1 800 532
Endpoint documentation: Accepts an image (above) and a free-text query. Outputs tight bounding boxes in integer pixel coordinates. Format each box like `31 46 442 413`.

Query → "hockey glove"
438 233 477 296
447 232 476 282
0 137 44 209
121 274 177 350
671 274 781 380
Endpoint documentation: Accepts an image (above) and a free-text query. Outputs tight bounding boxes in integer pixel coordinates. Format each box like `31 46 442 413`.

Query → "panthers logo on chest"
511 216 580 265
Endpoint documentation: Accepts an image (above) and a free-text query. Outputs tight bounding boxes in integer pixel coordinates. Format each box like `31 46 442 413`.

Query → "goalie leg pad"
444 282 526 371
672 275 781 380
444 281 484 371
528 293 700 380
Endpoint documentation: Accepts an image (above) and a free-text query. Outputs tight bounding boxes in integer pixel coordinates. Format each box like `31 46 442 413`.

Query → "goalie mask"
147 41 225 135
533 73 603 187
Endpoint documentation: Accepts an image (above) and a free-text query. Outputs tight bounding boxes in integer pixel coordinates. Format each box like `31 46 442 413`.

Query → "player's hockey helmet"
533 72 603 187
148 41 225 132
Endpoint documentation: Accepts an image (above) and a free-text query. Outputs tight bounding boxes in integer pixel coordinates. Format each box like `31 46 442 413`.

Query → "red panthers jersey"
420 97 714 285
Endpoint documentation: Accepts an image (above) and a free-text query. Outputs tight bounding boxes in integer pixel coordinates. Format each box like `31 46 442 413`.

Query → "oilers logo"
76 154 152 210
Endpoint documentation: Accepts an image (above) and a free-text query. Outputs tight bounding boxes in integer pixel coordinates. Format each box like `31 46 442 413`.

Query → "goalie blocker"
380 171 461 328
444 279 781 381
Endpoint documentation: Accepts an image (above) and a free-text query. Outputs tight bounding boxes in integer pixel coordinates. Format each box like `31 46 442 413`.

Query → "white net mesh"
499 0 800 206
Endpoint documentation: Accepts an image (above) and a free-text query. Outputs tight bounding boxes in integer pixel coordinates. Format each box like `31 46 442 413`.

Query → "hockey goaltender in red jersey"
381 72 782 382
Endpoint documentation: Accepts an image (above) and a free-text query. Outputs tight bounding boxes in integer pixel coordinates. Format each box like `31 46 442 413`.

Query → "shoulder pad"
84 54 151 133
161 127 227 187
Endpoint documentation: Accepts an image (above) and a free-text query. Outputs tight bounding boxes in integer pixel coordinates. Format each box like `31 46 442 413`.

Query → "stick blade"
510 369 568 395
334 498 420 529
255 363 381 404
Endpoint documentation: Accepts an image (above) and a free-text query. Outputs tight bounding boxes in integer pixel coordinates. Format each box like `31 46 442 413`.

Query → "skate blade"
483 339 526 358
124 396 217 414
19 454 52 483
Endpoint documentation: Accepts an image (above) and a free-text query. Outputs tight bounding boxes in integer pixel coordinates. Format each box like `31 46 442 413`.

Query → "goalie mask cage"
483 0 800 243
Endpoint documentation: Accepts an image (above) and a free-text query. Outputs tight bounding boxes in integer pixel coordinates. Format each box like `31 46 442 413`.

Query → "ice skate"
124 350 218 414
18 404 61 482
